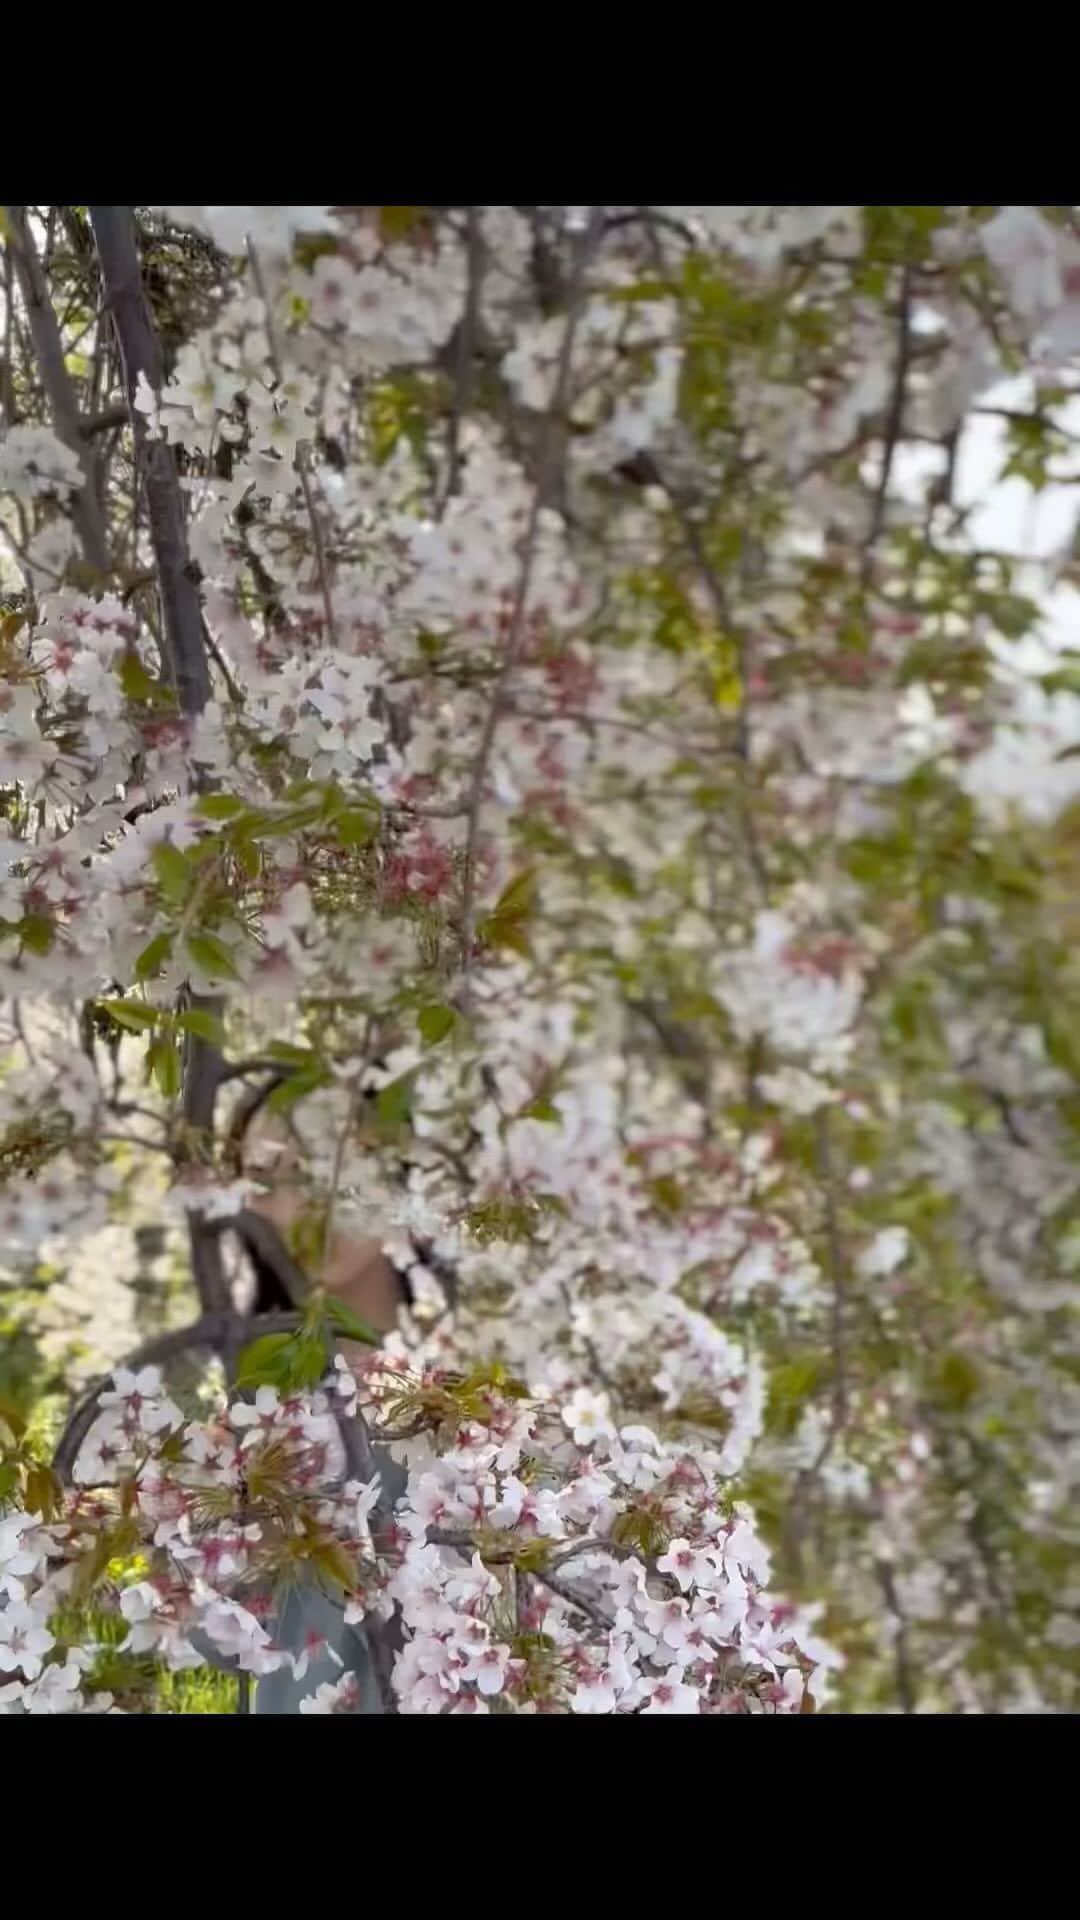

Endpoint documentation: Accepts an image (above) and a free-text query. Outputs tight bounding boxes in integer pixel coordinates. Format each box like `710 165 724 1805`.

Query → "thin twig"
458 207 603 1003
78 214 230 1352
817 1107 848 1436
218 1056 290 1084
219 1210 312 1310
862 262 914 582
79 402 128 438
530 1567 612 1631
5 205 110 571
320 1074 362 1279
89 206 209 710
781 1108 850 1579
875 1560 917 1714
52 1304 308 1484
636 210 769 904
437 207 484 517
2 237 15 426
224 1067 288 1172
246 241 338 647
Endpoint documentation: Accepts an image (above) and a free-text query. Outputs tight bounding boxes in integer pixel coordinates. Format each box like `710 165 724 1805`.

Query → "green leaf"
118 652 163 704
0 1393 27 1443
1040 665 1080 698
378 206 428 241
324 1296 380 1347
478 870 537 958
712 670 743 711
520 1095 559 1123
175 1008 227 1046
376 1073 415 1129
335 807 379 848
513 1540 554 1575
284 778 323 804
235 1333 296 1389
494 868 537 919
1042 1010 1080 1081
936 1350 981 1409
237 1328 329 1392
19 913 55 956
767 1354 826 1437
988 592 1040 640
292 1333 331 1388
233 837 261 880
195 793 248 820
649 1173 684 1216
478 912 532 958
147 1038 181 1100
185 932 240 981
418 1002 456 1047
24 1462 61 1522
97 998 160 1033
246 804 325 840
152 842 191 905
267 1066 327 1111
134 931 174 980
266 1042 317 1066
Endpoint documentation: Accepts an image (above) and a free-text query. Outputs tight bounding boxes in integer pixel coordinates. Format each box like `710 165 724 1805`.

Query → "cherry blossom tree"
1 204 1079 1715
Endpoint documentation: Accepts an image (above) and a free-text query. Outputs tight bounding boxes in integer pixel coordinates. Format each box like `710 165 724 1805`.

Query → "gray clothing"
200 1444 405 1713
255 1583 384 1714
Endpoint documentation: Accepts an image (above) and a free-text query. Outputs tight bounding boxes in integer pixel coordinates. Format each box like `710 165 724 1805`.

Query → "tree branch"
246 241 338 648
437 207 484 517
219 1209 311 1310
875 1559 917 1715
5 204 110 572
89 207 233 1352
89 205 210 712
458 207 603 1002
530 1566 612 1631
862 262 914 580
79 402 129 439
224 1067 288 1173
51 1306 308 1483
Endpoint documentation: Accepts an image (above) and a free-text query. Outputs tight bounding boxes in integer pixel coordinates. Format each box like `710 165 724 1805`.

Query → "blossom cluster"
2 204 1080 1713
0 1360 836 1715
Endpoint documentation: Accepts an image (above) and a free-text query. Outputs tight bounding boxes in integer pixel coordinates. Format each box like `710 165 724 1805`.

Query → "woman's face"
243 1114 404 1334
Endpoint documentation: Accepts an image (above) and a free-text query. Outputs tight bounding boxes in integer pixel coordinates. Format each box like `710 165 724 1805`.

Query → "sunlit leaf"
134 932 174 980
147 1038 181 1100
417 1002 456 1047
175 1008 227 1046
185 931 240 981
97 998 160 1033
324 1296 380 1347
152 842 191 905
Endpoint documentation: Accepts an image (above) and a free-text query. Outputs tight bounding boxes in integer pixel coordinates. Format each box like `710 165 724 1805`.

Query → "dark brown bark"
52 1305 306 1482
5 204 110 573
90 206 225 1329
88 205 210 713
